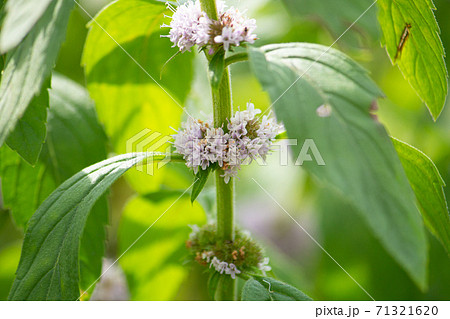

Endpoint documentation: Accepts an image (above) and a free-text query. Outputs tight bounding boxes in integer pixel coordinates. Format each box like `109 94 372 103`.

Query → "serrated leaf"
6 79 49 165
209 50 225 90
0 146 55 228
191 168 211 203
377 0 448 120
119 194 205 300
0 0 73 149
393 138 450 254
241 276 312 301
8 152 156 300
0 0 53 53
248 43 427 289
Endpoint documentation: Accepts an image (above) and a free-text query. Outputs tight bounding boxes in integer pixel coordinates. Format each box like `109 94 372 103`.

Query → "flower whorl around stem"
187 224 271 279
172 103 282 183
161 0 257 52
161 1 210 52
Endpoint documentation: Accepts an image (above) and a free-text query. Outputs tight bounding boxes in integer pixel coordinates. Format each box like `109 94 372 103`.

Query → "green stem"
224 52 249 68
200 0 236 301
200 0 218 20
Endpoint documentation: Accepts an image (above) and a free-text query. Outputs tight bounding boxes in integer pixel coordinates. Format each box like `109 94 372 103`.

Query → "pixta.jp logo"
126 129 172 176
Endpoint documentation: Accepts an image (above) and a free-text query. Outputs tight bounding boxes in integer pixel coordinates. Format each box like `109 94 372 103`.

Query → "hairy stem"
200 0 236 301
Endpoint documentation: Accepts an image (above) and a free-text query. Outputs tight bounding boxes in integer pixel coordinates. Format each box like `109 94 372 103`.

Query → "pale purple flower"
172 102 281 183
208 256 241 279
217 261 228 274
161 1 211 52
214 26 240 51
162 1 257 52
210 257 221 270
258 257 272 276
188 224 200 240
201 251 215 263
225 263 241 279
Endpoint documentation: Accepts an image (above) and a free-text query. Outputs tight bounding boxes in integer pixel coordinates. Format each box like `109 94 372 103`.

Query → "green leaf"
393 138 450 254
1 74 110 300
0 242 21 300
191 168 211 203
0 74 108 228
78 198 108 299
209 50 225 90
42 74 109 181
83 0 194 194
119 194 206 300
0 146 55 228
6 79 49 165
248 43 428 289
282 0 379 42
207 271 221 300
0 0 73 149
242 279 271 301
45 74 110 298
0 0 54 53
377 0 448 120
241 276 312 301
8 152 154 300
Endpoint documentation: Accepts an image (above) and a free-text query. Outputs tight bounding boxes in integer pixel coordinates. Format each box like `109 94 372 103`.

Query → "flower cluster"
162 0 257 52
210 256 241 279
186 224 271 279
172 103 281 183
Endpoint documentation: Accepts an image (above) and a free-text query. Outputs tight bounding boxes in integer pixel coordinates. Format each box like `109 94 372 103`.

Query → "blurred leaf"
0 1 5 25
191 168 211 203
0 0 53 53
0 146 55 227
119 194 206 300
0 242 21 300
377 0 448 119
393 138 450 254
249 43 427 289
42 74 108 181
0 0 72 151
241 276 312 301
282 0 379 45
8 152 154 300
316 189 450 300
0 74 108 228
1 74 109 299
209 50 225 90
6 79 49 165
83 0 194 193
143 188 186 203
207 271 220 300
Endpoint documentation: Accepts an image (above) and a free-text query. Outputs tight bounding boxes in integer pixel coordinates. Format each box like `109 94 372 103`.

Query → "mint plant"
0 0 449 301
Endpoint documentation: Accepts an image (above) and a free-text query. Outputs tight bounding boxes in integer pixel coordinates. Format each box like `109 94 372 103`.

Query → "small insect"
395 23 412 61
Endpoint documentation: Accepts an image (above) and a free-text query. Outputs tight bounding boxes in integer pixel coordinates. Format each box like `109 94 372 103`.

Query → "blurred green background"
0 0 449 300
